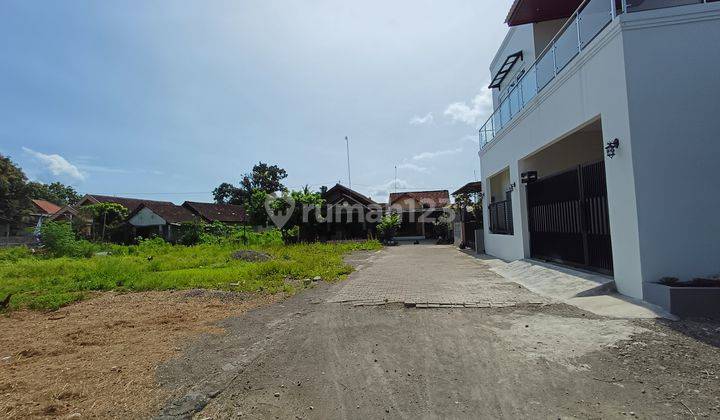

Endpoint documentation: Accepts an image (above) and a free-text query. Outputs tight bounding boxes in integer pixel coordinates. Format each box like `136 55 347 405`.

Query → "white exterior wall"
480 18 642 296
490 25 537 107
129 207 167 227
621 5 720 285
479 2 720 299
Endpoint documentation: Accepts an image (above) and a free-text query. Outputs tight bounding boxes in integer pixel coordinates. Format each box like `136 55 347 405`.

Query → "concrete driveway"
330 244 548 308
156 245 720 419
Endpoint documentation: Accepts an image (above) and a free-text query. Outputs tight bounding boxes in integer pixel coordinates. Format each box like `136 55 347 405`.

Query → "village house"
387 190 450 239
127 202 198 242
181 201 247 225
320 184 382 240
477 0 720 310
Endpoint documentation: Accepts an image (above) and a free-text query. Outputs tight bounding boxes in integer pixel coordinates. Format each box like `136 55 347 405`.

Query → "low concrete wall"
475 229 485 253
644 282 720 318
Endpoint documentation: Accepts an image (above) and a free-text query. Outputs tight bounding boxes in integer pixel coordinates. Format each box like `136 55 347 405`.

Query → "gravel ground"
154 246 720 419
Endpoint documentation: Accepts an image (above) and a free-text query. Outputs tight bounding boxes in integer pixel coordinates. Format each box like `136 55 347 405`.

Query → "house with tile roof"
319 184 383 241
128 203 198 242
387 190 450 239
181 202 247 224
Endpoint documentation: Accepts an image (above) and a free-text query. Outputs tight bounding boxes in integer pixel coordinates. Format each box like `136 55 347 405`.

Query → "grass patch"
0 240 381 311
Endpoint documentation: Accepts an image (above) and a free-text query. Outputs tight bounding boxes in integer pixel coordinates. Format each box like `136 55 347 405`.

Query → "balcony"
479 0 717 150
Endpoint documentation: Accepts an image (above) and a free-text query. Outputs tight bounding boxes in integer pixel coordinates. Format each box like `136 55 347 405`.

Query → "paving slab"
328 244 550 307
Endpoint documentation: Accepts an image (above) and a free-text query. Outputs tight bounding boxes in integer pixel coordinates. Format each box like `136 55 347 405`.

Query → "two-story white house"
478 0 720 304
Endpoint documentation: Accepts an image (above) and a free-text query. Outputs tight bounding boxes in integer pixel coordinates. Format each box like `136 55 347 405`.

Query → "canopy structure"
505 0 583 26
452 181 483 196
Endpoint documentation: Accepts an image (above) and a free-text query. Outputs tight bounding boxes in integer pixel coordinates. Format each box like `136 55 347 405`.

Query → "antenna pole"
394 165 398 193
345 136 352 189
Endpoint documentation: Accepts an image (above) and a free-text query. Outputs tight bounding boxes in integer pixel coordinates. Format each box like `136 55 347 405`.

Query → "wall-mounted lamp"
507 182 516 193
521 171 538 184
605 138 620 159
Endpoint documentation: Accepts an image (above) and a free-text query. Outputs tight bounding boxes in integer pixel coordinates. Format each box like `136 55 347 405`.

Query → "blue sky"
1 0 510 203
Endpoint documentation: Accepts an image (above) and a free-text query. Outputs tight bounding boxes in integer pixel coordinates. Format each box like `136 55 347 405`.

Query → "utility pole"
394 165 398 194
344 136 352 189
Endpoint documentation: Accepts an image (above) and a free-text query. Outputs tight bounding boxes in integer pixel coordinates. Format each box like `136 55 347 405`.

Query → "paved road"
156 245 720 419
329 244 548 307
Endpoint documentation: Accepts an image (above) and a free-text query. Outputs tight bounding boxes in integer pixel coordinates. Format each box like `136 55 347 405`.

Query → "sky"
0 0 511 204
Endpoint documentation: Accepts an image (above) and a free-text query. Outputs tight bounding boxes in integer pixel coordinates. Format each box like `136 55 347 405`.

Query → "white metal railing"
479 0 713 150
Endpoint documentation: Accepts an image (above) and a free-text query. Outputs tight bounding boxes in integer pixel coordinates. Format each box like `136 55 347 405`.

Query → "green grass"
0 240 381 311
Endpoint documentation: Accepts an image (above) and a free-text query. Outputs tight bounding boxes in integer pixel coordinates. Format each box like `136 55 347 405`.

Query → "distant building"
387 190 450 239
320 184 382 241
182 201 247 224
127 203 198 242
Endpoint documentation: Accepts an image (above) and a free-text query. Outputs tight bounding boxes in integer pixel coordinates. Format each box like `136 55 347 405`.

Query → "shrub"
178 221 204 246
39 222 78 257
377 214 401 242
38 221 100 258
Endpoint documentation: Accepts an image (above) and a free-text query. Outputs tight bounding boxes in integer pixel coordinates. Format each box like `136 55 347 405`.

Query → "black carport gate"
526 161 613 275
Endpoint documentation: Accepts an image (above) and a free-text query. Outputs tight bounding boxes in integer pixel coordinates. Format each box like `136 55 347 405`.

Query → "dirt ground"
154 248 720 420
3 247 720 419
0 290 284 419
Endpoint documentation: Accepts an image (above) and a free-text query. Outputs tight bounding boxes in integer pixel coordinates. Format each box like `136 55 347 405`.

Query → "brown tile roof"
131 203 197 224
80 194 174 212
323 184 377 206
389 190 450 208
452 181 483 196
182 202 247 223
31 199 62 215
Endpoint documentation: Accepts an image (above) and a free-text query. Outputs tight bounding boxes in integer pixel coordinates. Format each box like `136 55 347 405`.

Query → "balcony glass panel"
509 85 523 119
500 98 511 127
579 0 612 47
554 17 579 72
626 0 702 12
493 107 502 133
535 50 555 90
520 65 538 106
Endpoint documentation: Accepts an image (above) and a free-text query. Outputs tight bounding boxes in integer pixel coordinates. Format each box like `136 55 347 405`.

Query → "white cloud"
409 112 434 126
412 148 462 161
366 178 411 203
459 134 479 145
397 162 428 173
22 147 85 181
443 88 493 126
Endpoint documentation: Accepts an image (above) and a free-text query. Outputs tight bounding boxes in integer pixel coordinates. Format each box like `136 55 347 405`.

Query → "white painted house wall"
129 207 167 227
479 2 720 299
621 5 720 288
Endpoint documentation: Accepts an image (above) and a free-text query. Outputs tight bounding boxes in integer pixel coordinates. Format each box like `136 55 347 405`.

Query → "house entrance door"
527 161 613 275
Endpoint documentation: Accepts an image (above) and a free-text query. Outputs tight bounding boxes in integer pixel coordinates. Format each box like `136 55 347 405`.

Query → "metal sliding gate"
527 161 613 275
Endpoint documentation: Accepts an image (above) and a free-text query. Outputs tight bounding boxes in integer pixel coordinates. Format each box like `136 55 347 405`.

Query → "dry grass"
0 290 284 419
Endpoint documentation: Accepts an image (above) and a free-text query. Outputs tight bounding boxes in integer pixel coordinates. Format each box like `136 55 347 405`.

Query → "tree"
212 182 242 205
27 181 81 206
0 154 31 226
213 162 288 205
79 202 129 241
246 189 271 227
240 162 288 195
269 186 325 243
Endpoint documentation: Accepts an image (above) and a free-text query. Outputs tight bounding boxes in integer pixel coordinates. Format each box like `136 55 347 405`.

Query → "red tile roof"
182 202 247 223
389 190 450 209
31 199 62 215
